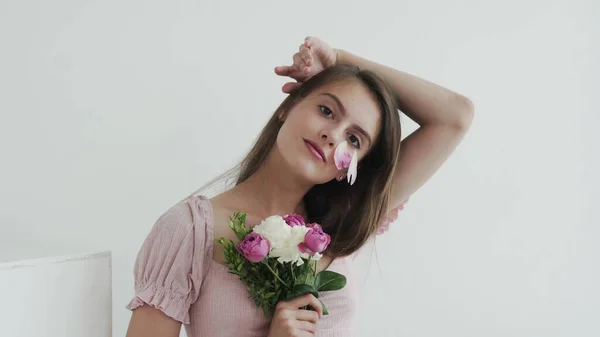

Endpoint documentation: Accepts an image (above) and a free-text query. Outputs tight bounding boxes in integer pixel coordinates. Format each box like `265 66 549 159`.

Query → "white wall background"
1 0 597 336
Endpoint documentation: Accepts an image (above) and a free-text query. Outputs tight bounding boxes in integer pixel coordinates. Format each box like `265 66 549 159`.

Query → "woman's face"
276 80 382 184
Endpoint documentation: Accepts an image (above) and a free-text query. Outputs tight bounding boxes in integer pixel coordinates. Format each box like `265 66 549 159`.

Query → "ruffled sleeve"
376 199 408 235
125 195 214 324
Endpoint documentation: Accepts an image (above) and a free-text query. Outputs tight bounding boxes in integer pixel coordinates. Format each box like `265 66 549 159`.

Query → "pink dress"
126 194 405 337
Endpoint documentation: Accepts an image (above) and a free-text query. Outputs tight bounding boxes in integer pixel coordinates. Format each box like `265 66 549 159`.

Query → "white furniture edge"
0 250 112 271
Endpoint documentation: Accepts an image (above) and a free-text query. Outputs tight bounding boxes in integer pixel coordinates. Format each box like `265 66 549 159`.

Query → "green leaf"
314 271 347 291
229 211 249 241
284 284 319 301
320 299 329 315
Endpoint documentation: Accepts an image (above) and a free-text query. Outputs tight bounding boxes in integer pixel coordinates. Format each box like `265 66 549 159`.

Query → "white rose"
252 215 290 250
270 224 310 266
290 226 310 247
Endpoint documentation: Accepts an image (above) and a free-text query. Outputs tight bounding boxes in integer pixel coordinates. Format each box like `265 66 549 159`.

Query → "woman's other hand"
274 36 338 93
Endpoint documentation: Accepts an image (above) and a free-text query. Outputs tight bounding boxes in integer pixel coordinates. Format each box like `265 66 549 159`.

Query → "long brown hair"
190 63 401 258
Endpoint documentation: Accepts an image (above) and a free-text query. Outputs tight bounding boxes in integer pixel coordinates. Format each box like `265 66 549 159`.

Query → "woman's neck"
230 151 313 219
234 173 309 219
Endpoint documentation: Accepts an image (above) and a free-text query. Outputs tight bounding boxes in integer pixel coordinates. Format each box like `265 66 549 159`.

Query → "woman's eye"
349 135 361 149
319 105 333 117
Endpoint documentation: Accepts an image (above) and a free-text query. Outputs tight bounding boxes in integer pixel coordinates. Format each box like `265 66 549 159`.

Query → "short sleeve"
376 199 409 235
125 195 214 324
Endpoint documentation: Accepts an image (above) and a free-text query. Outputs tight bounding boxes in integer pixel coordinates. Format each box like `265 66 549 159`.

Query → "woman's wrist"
334 49 357 69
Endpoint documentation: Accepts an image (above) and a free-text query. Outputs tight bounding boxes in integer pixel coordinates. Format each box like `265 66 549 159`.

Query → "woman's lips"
304 139 326 163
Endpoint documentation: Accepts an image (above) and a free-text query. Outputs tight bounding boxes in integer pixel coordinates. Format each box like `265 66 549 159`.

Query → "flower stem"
263 260 289 288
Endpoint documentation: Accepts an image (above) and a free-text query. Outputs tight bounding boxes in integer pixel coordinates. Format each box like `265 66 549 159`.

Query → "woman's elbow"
453 94 474 131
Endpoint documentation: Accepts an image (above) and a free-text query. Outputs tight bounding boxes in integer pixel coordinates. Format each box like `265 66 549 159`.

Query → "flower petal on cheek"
347 149 358 185
334 141 351 170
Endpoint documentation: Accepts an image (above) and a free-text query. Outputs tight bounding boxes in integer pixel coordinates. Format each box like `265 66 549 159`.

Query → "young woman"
125 36 474 337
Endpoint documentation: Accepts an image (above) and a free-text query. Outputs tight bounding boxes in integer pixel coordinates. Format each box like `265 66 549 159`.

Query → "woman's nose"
321 134 335 147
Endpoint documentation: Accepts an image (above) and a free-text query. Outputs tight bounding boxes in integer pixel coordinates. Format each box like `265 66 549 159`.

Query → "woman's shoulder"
127 194 216 324
205 192 249 245
149 194 215 237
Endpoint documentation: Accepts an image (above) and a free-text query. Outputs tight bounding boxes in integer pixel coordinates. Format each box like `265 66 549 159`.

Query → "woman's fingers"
287 294 324 318
300 47 312 73
305 36 318 48
282 81 303 93
274 65 293 76
295 309 320 324
275 64 305 78
298 44 313 66
293 53 306 69
293 330 314 337
274 41 319 93
294 320 317 334
269 296 322 336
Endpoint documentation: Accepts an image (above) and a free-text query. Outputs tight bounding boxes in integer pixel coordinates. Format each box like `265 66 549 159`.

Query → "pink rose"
298 223 331 254
237 233 270 263
283 214 305 227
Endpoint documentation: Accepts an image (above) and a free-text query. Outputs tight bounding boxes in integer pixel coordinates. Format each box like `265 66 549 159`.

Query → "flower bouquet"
216 212 346 317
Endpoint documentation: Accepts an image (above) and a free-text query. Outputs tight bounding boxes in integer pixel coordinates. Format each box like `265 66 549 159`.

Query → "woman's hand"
274 36 338 93
267 294 324 337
